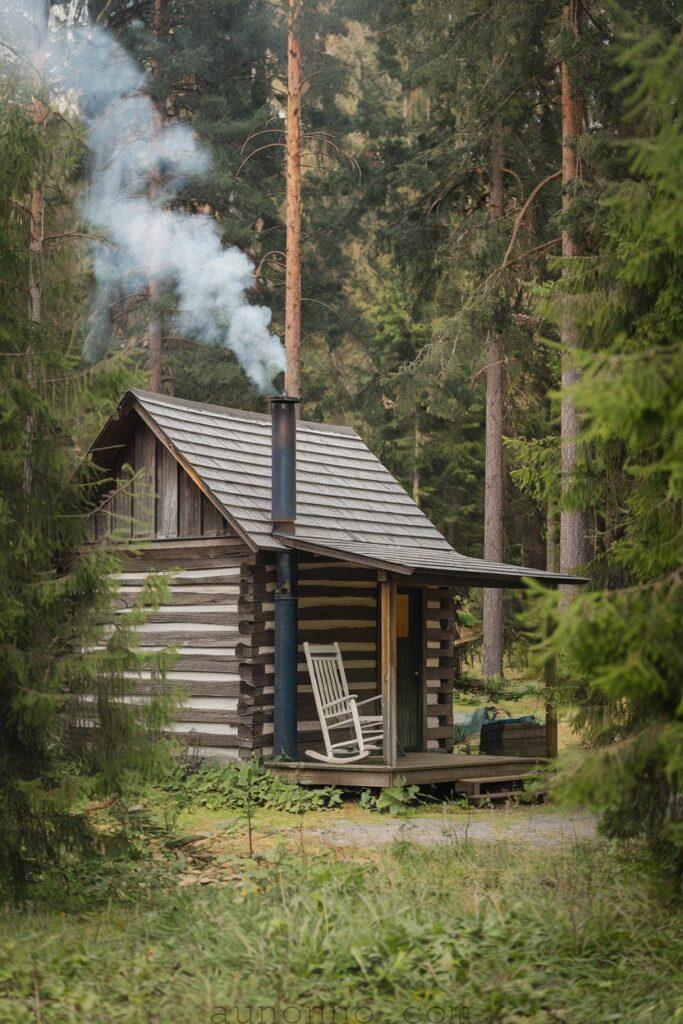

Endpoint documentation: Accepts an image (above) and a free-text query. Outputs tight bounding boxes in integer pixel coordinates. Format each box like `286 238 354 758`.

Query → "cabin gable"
92 416 229 541
89 416 260 761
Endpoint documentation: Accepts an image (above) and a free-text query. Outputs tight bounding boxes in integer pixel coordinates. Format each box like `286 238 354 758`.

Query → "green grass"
1 834 680 1024
452 664 546 719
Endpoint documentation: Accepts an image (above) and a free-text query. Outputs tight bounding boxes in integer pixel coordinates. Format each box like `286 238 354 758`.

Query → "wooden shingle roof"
92 389 586 588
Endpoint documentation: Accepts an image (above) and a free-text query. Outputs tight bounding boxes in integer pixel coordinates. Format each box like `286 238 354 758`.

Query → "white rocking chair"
303 641 384 763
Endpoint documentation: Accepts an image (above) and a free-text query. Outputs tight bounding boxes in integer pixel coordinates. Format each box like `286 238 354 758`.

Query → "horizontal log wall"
423 586 455 751
244 556 380 757
101 539 456 762
299 562 379 754
110 536 256 761
89 407 458 763
234 555 274 758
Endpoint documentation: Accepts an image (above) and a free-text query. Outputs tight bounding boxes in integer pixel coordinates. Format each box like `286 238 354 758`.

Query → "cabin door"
396 588 423 752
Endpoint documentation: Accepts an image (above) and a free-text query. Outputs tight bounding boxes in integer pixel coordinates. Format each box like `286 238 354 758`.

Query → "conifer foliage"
532 25 682 866
0 56 175 894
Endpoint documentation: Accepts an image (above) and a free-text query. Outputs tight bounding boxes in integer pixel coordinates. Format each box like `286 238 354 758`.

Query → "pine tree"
482 119 505 678
351 0 563 667
531 19 682 866
147 0 164 393
284 0 303 399
0 35 175 893
558 1 591 580
90 0 286 404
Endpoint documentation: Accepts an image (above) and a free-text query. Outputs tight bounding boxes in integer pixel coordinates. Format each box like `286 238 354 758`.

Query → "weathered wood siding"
298 561 379 754
115 536 255 761
423 586 455 751
234 554 274 758
93 419 228 540
239 555 380 756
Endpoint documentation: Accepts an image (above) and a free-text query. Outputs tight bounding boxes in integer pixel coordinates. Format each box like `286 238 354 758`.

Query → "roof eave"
407 570 589 589
274 533 588 588
273 533 414 574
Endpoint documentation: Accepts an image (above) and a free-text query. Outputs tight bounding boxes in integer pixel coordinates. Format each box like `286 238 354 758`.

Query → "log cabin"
88 389 583 789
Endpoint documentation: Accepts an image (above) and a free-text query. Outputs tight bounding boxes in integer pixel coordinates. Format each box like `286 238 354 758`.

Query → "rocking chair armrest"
320 694 355 713
355 694 382 709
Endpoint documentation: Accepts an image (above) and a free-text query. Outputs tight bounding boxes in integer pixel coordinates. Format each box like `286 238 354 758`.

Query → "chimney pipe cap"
270 394 300 406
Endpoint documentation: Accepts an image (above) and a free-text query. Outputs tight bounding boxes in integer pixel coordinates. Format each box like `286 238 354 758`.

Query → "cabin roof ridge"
129 388 359 439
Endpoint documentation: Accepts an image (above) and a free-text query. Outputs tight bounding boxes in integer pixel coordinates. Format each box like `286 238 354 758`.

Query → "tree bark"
284 0 302 400
546 502 558 574
482 125 505 679
24 31 48 494
559 1 590 581
148 299 162 392
412 409 420 504
147 0 163 393
27 166 43 327
544 501 559 757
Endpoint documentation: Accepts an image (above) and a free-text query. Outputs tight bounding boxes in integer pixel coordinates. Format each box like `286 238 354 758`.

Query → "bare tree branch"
502 170 562 268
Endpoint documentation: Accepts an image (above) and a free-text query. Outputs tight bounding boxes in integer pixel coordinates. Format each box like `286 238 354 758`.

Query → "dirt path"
309 811 598 849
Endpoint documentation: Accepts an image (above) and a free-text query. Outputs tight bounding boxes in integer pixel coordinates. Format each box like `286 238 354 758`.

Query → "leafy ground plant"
360 781 421 815
162 758 343 814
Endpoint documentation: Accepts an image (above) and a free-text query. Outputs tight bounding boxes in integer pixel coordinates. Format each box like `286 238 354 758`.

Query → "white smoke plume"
0 1 285 390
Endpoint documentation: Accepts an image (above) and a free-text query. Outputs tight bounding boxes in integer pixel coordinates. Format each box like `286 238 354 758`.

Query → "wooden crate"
479 721 547 758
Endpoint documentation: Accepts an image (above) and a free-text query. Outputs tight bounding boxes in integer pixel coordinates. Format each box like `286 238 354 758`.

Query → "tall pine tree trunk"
284 0 302 400
27 145 43 328
482 125 505 679
148 292 162 392
544 501 559 756
546 502 558 574
147 0 163 393
24 19 48 494
24 121 43 495
412 409 420 504
559 1 589 579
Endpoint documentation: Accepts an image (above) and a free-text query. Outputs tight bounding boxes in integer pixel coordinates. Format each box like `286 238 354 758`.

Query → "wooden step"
456 772 535 784
467 789 543 805
454 772 539 798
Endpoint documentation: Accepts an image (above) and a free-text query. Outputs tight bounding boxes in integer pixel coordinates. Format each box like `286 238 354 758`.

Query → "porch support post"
380 576 398 768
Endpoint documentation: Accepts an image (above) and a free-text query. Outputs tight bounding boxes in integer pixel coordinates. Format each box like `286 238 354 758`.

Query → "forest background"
0 0 680 891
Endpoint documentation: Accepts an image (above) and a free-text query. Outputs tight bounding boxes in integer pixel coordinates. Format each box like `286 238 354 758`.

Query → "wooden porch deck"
268 751 544 790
